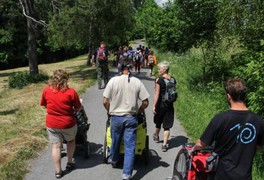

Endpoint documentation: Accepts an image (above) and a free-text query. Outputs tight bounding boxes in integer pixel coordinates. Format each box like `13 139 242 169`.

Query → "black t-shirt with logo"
200 110 264 180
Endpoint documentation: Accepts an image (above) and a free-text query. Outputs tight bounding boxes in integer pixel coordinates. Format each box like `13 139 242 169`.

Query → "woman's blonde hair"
158 61 170 72
48 69 69 92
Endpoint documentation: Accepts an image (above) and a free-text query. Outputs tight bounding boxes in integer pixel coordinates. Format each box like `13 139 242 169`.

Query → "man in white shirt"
103 58 149 180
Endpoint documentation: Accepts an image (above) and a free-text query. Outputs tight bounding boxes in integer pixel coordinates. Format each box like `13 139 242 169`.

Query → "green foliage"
235 50 264 117
173 0 218 51
253 149 264 180
0 1 28 68
133 0 163 46
217 0 264 51
47 0 135 50
134 0 218 52
8 71 48 89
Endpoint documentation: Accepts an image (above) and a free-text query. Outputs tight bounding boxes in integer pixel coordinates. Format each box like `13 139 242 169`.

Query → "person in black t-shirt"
193 78 264 180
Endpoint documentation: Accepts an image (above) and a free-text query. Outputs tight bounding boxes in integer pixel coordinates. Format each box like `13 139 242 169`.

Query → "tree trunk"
201 46 206 83
87 21 94 66
23 0 39 74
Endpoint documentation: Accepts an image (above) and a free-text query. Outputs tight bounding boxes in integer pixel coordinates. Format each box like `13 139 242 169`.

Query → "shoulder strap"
163 78 169 84
169 77 175 84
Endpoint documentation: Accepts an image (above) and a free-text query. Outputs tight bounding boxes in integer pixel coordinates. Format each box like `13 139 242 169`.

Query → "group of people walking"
40 40 264 180
91 41 157 90
114 45 157 76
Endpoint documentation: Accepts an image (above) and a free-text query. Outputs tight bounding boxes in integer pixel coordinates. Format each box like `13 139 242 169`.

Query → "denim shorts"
47 125 77 144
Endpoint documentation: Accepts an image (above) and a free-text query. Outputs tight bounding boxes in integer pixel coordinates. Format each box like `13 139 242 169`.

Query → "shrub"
8 71 48 89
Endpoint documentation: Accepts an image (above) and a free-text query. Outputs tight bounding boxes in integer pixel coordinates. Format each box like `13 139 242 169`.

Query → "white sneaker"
122 174 132 180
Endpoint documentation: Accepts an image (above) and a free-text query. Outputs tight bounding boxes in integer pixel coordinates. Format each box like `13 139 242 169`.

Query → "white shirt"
103 74 149 116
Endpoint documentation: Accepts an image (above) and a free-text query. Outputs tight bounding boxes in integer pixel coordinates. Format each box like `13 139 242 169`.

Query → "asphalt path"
25 41 189 180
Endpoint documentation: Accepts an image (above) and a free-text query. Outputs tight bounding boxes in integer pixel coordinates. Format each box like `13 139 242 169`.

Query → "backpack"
161 77 177 103
97 47 106 61
149 56 154 64
128 53 133 61
135 50 142 62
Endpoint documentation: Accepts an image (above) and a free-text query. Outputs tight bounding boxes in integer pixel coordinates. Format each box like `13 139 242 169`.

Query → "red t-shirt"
40 86 82 129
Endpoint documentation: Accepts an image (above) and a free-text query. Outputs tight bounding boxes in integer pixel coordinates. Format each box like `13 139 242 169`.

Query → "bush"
8 71 48 89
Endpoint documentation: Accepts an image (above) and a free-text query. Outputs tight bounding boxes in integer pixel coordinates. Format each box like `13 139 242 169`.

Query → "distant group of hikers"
92 41 157 89
113 44 157 76
40 40 264 180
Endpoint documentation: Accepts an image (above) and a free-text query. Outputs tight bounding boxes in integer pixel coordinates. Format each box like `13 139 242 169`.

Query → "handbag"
206 113 251 172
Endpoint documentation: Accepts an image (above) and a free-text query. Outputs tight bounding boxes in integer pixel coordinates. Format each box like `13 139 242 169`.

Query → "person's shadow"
74 142 104 169
130 135 188 179
132 149 170 180
167 135 189 150
61 142 103 170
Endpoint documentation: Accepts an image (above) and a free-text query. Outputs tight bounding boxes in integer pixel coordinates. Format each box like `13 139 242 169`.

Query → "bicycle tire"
173 148 190 180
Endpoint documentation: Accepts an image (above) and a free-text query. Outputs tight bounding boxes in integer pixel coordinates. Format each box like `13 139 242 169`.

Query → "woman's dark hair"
224 78 247 102
121 58 132 71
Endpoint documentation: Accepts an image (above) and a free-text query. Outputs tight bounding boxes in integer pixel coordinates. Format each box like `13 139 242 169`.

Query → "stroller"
102 113 149 165
74 105 90 158
61 105 90 159
171 143 215 180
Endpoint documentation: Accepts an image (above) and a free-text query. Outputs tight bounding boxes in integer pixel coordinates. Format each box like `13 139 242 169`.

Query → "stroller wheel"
103 136 110 163
173 148 189 180
142 135 149 165
83 140 89 159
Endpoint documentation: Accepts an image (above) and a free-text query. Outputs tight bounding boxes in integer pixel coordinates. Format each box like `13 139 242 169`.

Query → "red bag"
97 47 106 61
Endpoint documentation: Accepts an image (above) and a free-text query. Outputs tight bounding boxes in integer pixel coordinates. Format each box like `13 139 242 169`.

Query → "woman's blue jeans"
110 115 138 176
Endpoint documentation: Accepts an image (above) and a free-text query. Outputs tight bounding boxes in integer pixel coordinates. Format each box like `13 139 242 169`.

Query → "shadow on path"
62 142 104 170
168 135 189 150
132 149 170 180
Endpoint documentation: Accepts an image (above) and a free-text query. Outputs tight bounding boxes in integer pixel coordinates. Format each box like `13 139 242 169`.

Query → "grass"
0 55 97 179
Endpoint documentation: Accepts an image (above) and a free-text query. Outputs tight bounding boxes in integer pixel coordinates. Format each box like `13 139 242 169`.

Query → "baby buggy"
62 105 90 158
102 113 149 165
171 143 215 180
74 105 90 158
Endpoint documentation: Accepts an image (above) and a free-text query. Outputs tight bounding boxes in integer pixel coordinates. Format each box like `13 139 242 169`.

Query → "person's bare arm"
138 99 149 114
103 97 110 113
153 78 160 114
192 139 207 152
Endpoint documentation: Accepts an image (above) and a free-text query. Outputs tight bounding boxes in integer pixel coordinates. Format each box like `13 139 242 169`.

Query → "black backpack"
161 77 178 103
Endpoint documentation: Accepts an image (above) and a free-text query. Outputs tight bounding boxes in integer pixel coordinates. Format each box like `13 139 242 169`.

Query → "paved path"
25 43 189 180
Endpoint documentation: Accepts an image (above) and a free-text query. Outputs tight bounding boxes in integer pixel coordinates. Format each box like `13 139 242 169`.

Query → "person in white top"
103 58 149 180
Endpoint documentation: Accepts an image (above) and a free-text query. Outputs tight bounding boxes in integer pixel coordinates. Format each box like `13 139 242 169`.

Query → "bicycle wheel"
173 148 190 180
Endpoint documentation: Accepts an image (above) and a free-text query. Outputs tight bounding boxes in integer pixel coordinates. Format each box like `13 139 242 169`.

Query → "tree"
47 0 136 62
0 1 28 69
19 0 47 74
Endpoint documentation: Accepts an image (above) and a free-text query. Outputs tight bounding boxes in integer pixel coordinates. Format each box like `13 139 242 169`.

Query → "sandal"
152 134 159 142
55 171 63 179
66 162 75 171
162 144 169 152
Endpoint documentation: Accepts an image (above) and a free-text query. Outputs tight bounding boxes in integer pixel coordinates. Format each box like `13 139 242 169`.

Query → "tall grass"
0 55 96 179
155 48 263 179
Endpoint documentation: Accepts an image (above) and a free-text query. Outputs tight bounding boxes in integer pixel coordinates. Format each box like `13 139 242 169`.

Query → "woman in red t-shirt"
40 69 81 178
